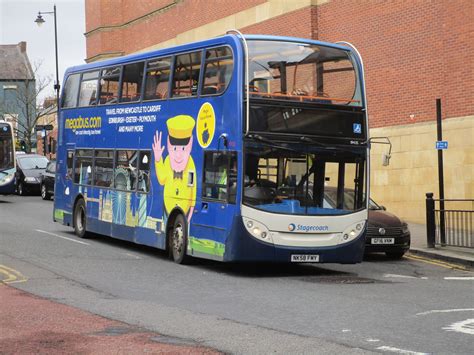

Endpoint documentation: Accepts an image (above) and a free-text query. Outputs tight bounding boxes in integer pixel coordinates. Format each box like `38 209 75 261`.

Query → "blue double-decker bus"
0 121 16 195
54 33 369 264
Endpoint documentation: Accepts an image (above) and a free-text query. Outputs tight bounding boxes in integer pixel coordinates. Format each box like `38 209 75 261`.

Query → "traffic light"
20 140 26 151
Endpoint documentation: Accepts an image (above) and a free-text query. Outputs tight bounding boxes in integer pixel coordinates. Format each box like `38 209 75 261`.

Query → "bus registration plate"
291 254 320 262
371 238 394 245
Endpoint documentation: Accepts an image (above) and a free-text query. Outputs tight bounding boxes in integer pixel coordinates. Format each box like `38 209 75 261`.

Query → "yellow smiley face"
196 102 215 148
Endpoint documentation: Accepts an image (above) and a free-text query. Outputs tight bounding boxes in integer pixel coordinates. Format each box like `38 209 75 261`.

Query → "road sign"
436 141 448 150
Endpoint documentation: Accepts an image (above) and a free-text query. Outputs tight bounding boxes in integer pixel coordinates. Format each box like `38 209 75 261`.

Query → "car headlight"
24 177 38 183
340 220 366 244
242 217 272 243
401 222 409 234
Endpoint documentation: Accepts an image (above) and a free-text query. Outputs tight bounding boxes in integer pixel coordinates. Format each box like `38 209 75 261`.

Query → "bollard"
426 192 436 248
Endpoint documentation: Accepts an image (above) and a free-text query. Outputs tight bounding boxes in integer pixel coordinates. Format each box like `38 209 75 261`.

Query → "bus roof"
66 34 356 76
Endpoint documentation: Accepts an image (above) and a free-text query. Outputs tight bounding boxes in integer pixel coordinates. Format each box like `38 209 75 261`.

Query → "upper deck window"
144 57 171 101
99 67 121 105
201 46 233 96
247 41 361 106
172 51 202 98
78 71 99 107
62 74 80 108
121 62 144 103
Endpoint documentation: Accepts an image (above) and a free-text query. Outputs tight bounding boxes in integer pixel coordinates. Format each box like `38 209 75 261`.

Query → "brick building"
84 0 473 223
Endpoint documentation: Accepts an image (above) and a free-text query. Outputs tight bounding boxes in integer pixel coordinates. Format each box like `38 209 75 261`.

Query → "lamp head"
35 13 45 26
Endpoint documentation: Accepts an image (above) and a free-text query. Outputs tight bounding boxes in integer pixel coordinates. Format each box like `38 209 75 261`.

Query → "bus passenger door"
191 151 237 260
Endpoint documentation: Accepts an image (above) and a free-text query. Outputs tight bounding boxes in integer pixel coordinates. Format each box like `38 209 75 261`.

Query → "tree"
0 63 55 153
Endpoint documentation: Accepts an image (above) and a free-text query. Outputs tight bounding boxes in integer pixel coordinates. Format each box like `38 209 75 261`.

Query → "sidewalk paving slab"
408 222 474 268
0 284 219 355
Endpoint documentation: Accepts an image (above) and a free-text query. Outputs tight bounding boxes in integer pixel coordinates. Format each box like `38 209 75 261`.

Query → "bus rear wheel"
73 199 88 239
169 214 191 264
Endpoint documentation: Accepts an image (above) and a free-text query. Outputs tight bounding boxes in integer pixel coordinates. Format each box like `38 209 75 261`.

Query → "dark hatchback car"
365 199 411 259
324 188 410 259
40 160 56 200
15 154 49 196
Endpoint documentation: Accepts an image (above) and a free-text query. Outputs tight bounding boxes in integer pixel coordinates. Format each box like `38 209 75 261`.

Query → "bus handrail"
226 29 249 136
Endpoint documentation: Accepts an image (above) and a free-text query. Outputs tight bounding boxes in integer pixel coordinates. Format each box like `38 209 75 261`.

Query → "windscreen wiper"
247 134 297 152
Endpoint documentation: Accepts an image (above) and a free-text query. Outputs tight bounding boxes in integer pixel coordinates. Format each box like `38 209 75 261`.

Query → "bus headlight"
242 217 272 243
341 221 366 244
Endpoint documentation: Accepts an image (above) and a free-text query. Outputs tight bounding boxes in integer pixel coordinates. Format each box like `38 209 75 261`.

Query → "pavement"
0 284 219 355
408 222 474 268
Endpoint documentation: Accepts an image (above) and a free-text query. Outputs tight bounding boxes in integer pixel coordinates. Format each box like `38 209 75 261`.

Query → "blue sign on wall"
436 141 448 150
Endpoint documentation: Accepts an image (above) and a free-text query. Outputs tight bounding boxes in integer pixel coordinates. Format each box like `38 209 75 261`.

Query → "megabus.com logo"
65 116 102 130
288 223 329 233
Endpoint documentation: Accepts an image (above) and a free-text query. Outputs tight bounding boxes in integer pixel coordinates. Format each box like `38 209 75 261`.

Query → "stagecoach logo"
288 223 329 233
378 228 386 235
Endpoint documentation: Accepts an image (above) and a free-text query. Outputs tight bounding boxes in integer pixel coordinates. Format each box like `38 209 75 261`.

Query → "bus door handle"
201 202 209 212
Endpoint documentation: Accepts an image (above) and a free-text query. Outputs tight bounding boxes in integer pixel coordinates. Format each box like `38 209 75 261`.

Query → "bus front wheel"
169 214 191 264
73 199 88 239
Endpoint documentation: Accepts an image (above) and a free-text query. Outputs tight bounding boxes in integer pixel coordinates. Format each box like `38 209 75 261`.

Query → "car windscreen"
18 156 49 170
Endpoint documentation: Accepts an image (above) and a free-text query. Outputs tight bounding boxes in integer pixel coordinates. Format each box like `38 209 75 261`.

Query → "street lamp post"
35 4 60 109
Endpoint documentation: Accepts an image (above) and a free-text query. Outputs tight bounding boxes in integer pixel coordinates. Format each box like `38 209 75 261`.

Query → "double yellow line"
406 254 471 272
0 264 28 284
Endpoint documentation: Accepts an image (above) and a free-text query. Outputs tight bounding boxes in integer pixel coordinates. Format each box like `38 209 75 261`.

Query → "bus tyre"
41 184 50 200
74 199 88 239
169 214 191 264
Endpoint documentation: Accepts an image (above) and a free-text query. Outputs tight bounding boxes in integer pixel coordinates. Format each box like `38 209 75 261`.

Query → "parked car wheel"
17 182 25 196
41 184 51 200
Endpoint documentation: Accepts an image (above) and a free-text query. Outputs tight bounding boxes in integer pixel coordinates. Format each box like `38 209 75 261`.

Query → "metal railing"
426 193 474 248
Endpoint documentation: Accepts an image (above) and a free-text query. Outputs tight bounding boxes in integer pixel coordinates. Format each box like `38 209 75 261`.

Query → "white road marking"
416 309 474 316
341 329 351 333
444 277 474 280
123 252 142 259
443 319 474 335
384 274 427 280
366 338 380 342
376 345 427 354
35 229 90 245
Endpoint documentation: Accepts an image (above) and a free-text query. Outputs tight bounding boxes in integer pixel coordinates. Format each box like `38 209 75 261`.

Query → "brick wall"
85 0 266 60
85 0 473 127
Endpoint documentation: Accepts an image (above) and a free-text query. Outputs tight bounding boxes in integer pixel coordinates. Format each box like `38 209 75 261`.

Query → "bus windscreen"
247 40 362 106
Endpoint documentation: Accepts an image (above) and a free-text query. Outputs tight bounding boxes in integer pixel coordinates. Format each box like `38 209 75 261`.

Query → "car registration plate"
291 254 320 262
371 238 395 245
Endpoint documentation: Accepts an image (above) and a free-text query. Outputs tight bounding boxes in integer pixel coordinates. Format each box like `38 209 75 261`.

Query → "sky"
0 0 86 103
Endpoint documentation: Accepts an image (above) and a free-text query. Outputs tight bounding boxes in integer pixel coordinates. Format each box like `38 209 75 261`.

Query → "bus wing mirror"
368 137 392 167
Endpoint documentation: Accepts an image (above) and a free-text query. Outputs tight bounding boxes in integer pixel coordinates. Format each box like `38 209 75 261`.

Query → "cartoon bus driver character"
153 115 197 223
